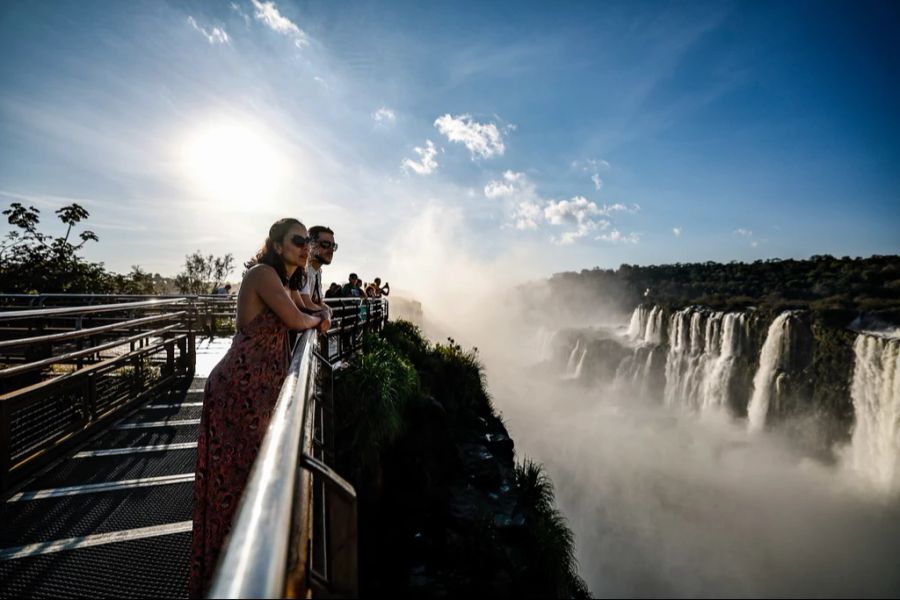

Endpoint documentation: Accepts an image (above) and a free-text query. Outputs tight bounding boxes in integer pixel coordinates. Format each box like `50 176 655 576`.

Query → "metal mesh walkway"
0 379 205 599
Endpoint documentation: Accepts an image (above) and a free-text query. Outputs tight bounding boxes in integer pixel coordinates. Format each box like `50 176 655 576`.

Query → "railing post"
0 402 11 492
165 339 175 379
86 371 97 423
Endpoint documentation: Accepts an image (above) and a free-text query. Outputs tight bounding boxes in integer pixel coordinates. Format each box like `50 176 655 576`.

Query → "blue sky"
1 0 898 286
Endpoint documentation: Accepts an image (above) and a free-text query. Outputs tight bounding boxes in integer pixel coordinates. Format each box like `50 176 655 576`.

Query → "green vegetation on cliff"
549 254 900 324
334 321 589 598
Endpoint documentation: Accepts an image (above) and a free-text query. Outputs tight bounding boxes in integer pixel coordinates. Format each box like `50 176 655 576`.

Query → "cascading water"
701 312 747 410
624 305 665 344
626 308 643 339
566 338 582 373
846 333 900 494
747 312 793 432
563 337 588 380
615 306 666 393
643 306 665 345
663 308 748 412
571 343 588 379
536 326 558 363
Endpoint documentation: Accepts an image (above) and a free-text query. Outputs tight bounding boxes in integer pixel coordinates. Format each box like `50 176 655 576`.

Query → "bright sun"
180 119 287 209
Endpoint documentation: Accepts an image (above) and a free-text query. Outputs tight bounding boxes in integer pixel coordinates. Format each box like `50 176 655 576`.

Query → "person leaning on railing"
295 225 336 331
188 217 330 599
340 272 364 298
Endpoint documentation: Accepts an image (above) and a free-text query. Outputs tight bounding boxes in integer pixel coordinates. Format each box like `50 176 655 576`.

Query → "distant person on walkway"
324 282 342 299
189 218 328 598
341 273 364 298
365 283 378 298
374 277 389 297
213 283 232 295
296 225 336 332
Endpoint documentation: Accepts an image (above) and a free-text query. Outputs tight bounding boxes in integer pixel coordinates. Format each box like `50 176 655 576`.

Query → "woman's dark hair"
244 218 307 290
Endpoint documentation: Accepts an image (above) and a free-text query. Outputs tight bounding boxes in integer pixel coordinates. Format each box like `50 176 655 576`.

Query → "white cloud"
573 158 610 171
484 170 528 199
544 196 612 245
434 114 507 159
673 227 682 237
187 16 230 45
751 240 760 248
592 203 640 216
484 171 544 230
402 140 438 175
592 174 603 190
372 107 396 124
250 0 308 47
597 229 641 244
512 200 542 230
734 228 753 237
544 196 599 226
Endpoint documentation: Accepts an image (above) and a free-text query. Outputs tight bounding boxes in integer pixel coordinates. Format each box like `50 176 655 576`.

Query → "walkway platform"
0 378 206 599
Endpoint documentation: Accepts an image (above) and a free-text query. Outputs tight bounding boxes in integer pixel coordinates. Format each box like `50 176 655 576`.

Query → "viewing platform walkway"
0 294 387 599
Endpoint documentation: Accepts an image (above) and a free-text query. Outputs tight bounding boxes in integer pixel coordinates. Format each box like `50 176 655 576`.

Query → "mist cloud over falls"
487 365 900 597
387 202 900 597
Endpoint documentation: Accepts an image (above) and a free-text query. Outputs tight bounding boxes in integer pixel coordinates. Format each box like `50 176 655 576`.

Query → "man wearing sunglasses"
297 226 337 325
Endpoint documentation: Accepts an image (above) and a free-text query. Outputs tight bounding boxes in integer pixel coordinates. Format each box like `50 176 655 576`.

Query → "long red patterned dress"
188 307 290 598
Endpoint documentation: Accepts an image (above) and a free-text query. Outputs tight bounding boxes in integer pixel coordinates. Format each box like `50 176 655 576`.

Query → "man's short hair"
374 277 381 284
349 273 358 280
309 225 334 240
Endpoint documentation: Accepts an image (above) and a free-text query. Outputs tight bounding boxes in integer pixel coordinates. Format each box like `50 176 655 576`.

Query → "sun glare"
180 119 287 209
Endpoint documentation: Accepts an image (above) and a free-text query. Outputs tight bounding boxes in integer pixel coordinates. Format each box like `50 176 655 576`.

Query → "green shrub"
425 338 492 418
335 336 419 471
515 459 589 599
381 320 431 367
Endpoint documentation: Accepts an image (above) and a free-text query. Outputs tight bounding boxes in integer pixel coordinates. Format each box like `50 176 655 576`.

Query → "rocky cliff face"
335 322 589 598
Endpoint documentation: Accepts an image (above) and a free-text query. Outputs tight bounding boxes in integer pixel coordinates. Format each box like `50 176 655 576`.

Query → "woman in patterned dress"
189 218 330 598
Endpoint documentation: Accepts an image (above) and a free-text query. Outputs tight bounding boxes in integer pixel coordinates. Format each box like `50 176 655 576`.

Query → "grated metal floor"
0 378 207 600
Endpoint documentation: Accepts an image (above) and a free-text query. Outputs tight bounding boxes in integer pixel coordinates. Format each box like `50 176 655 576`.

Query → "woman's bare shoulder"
244 263 279 282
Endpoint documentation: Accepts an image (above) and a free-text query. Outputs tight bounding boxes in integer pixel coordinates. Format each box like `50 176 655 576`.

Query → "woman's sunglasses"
290 235 311 248
316 240 338 251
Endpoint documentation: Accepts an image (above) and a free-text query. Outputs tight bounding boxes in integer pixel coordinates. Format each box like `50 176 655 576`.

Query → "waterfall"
615 306 666 393
701 313 747 411
846 334 900 494
564 337 588 380
536 327 558 363
625 305 665 345
747 312 793 432
566 338 582 373
644 306 664 345
571 343 588 379
627 307 643 338
664 308 746 412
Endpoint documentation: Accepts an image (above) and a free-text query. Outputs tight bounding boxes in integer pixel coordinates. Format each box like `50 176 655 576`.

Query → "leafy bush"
381 320 431 367
335 335 419 472
515 459 590 599
425 338 492 418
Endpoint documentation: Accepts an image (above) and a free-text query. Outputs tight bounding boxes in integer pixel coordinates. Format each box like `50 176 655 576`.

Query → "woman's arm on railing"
252 267 322 331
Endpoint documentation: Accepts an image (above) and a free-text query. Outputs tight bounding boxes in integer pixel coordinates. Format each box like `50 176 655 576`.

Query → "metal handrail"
209 299 386 598
0 323 181 378
0 311 188 350
0 298 197 490
208 329 318 599
0 298 188 321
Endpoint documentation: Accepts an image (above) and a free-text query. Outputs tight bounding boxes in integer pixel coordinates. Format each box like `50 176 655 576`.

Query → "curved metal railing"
209 298 387 598
208 329 319 599
0 299 196 490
